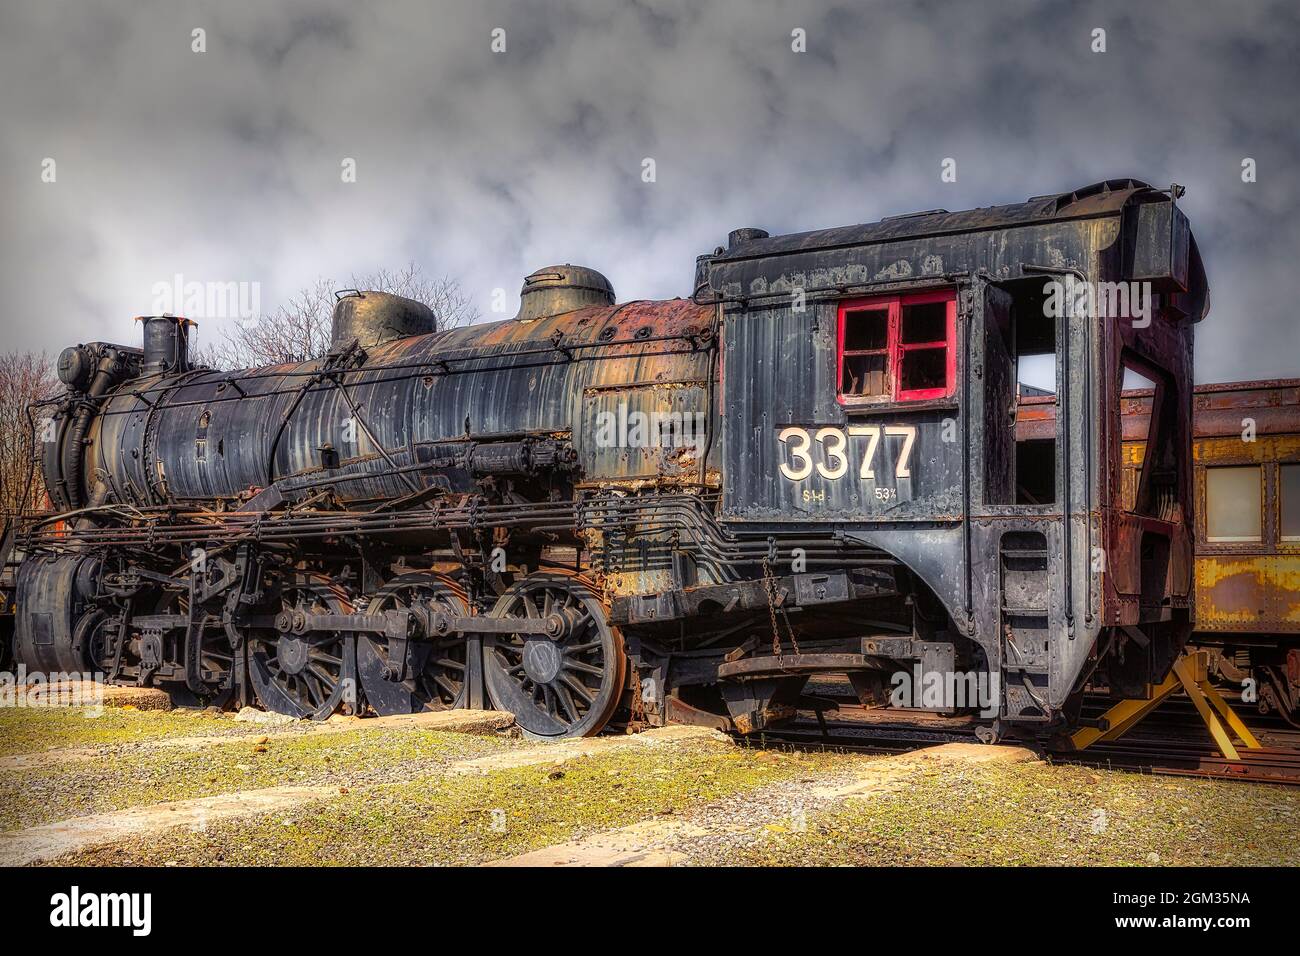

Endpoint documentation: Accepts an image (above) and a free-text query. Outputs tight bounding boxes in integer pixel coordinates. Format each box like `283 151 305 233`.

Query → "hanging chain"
761 556 783 659
761 556 801 660
781 605 801 657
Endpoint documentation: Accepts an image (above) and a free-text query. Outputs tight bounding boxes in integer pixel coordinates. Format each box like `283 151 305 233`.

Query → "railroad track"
739 719 979 755
1047 737 1300 786
740 689 1300 786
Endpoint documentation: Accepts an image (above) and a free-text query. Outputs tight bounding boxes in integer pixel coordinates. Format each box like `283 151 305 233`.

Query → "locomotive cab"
690 179 1208 734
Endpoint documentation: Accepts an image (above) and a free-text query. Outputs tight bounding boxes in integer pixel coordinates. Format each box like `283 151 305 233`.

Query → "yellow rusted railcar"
1121 380 1299 722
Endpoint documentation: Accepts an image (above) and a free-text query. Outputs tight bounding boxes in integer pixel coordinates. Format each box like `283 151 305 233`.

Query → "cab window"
838 290 956 404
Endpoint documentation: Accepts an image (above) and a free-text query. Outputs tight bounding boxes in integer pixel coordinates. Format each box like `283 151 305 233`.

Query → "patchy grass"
711 759 1300 867
0 707 272 758
12 705 1297 868
55 743 853 866
0 725 513 832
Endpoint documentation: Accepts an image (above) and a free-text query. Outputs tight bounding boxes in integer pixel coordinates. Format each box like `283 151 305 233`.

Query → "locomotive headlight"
56 345 94 390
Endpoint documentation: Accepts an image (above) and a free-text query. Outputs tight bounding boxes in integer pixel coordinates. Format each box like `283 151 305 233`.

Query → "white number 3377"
777 425 917 482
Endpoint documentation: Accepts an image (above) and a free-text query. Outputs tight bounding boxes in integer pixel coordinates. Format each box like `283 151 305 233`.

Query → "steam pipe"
61 350 123 511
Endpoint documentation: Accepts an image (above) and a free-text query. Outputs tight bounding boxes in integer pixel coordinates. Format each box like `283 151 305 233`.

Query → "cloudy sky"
1 0 1297 383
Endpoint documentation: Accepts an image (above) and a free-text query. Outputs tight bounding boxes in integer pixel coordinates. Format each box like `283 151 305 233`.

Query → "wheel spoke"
432 674 458 697
307 662 336 686
560 672 595 703
555 684 580 723
247 580 355 721
301 673 322 707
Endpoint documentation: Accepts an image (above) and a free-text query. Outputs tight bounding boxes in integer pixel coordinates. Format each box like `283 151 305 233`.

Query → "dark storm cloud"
0 0 1297 382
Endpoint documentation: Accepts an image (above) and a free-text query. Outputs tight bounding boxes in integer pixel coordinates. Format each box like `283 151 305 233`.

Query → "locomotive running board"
1070 650 1262 760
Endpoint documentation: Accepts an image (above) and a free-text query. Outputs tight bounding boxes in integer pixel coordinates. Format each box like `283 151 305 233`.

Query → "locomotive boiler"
12 178 1209 741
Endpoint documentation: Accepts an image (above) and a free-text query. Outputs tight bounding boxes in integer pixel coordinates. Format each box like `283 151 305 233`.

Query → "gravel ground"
649 762 898 862
697 759 1300 866
0 724 515 832
10 706 1299 868
51 742 855 866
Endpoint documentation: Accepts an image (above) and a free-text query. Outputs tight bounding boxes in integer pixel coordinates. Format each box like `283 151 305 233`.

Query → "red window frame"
836 288 956 405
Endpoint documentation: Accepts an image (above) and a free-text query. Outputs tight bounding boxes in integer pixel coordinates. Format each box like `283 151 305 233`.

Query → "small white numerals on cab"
777 425 916 482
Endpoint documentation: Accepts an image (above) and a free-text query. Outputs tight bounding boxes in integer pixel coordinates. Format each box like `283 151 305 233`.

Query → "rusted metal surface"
11 179 1221 738
701 178 1157 268
1033 378 1300 635
1019 377 1300 724
514 264 616 322
1192 381 1300 634
1196 557 1300 631
81 296 716 509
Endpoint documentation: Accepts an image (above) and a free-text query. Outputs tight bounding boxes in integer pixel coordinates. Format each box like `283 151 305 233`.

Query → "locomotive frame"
9 178 1212 742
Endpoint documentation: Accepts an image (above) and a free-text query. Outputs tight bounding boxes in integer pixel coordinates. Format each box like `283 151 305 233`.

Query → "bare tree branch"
192 263 479 369
0 351 57 520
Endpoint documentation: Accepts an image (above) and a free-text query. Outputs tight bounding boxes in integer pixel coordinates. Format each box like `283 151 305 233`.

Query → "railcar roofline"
713 178 1161 261
1115 378 1300 399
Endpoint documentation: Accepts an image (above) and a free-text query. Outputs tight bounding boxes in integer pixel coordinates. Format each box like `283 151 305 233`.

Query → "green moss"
0 725 512 832
17 706 1295 868
717 760 1300 867
57 744 848 866
0 707 269 758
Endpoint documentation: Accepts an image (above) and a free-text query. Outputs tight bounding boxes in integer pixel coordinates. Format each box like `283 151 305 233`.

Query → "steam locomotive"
10 179 1211 741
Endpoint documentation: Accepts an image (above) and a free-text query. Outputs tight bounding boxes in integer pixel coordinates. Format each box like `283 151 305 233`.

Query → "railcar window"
1282 463 1300 541
900 301 947 343
843 307 888 350
840 307 890 397
1205 465 1262 542
837 290 955 404
899 347 946 393
897 299 951 398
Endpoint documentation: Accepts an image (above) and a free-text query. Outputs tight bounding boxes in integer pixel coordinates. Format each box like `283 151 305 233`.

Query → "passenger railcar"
1131 379 1299 723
